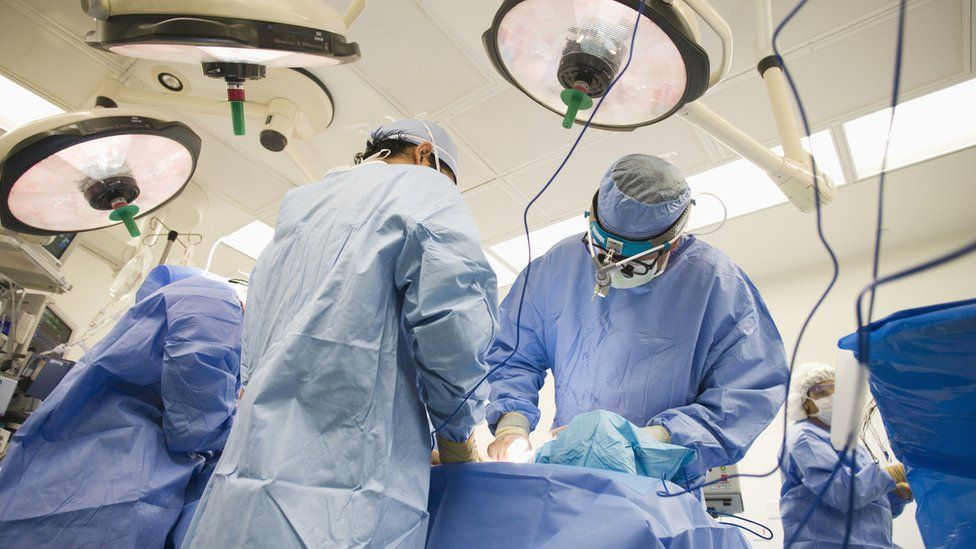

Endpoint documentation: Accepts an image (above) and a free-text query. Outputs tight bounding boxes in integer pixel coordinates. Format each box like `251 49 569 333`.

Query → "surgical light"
483 0 712 130
0 109 201 238
484 0 837 213
83 0 365 135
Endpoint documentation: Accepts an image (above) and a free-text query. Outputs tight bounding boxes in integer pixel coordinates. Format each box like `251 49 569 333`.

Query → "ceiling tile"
463 180 545 244
700 0 896 77
347 1 489 114
16 0 103 39
0 5 115 110
191 134 295 213
424 0 504 70
451 88 600 174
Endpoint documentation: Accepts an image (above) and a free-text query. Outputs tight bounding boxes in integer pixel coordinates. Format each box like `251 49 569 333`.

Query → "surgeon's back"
183 162 498 548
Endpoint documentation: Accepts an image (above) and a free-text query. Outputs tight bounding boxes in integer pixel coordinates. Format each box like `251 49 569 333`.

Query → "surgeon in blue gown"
0 265 244 548
183 119 498 548
780 361 912 548
486 154 789 484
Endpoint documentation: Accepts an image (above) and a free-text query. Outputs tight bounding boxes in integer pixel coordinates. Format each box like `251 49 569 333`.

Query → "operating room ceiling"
0 0 973 280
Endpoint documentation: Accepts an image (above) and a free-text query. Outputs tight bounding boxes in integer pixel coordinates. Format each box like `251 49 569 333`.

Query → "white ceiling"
0 0 973 279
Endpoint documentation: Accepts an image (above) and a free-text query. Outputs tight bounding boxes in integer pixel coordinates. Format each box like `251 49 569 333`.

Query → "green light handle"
563 94 582 128
109 204 141 237
231 101 246 136
559 89 594 130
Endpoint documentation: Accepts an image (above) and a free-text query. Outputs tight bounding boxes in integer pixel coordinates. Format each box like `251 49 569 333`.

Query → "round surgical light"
83 1 361 136
0 110 201 237
483 0 711 130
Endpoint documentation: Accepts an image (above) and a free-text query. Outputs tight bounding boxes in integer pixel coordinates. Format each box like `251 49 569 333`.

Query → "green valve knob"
560 88 594 129
109 204 141 237
231 101 246 136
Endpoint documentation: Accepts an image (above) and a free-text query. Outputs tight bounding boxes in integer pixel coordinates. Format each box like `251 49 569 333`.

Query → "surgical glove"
894 482 913 501
435 434 480 464
641 425 672 444
488 412 531 462
885 463 907 484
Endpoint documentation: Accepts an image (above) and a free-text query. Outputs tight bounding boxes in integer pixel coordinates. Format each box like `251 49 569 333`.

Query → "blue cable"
429 0 649 449
657 0 844 504
843 2 909 546
712 510 775 541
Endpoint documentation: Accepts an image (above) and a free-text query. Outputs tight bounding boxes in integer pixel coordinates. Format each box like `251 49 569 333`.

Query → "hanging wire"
428 0 649 448
657 0 845 517
687 192 729 236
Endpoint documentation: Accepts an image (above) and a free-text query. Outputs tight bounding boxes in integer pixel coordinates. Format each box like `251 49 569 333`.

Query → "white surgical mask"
609 252 672 289
587 229 677 297
813 396 834 425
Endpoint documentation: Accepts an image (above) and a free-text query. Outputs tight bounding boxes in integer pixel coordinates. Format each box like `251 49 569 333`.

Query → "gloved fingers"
431 450 441 465
895 482 913 501
641 425 671 444
885 463 907 484
487 432 531 462
436 434 480 464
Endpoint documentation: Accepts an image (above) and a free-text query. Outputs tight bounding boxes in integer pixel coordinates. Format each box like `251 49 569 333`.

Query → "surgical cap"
596 154 692 240
787 362 836 421
369 119 459 178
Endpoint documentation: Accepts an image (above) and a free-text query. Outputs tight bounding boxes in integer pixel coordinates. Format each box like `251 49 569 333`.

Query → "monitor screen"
30 307 73 355
42 233 76 260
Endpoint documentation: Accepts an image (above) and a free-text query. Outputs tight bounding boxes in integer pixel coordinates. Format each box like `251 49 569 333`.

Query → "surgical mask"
585 222 680 298
813 395 834 425
585 194 691 299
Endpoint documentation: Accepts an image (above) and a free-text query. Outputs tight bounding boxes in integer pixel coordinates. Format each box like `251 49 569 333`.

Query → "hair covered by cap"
595 154 692 239
787 361 836 421
366 118 459 178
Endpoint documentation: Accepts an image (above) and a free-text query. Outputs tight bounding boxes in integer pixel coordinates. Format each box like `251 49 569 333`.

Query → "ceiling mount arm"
675 0 834 212
675 0 733 87
342 0 367 29
679 100 834 213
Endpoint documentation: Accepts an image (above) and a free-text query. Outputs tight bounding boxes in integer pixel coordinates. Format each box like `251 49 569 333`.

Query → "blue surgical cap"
595 154 691 240
369 119 459 178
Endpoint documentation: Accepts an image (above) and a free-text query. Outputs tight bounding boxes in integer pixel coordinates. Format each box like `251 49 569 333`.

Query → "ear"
803 398 818 416
414 142 434 165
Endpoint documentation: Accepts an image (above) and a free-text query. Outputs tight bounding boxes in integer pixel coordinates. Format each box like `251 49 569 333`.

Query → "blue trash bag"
839 298 976 549
535 410 697 484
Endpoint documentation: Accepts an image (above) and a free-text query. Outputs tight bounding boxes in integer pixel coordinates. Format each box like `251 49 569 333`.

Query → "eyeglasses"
808 381 835 400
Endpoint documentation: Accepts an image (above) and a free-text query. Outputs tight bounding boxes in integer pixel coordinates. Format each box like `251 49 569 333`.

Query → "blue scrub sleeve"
396 196 499 443
793 433 897 511
485 266 549 433
161 297 243 453
649 300 788 476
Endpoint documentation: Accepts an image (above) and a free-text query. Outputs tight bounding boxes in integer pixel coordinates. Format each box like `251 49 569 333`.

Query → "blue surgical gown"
182 162 498 548
780 420 905 548
487 235 788 479
0 267 243 548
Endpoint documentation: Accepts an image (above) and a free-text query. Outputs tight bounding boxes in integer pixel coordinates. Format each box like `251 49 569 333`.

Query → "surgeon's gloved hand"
435 434 480 464
641 425 671 444
885 463 907 484
488 412 532 462
894 482 913 501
